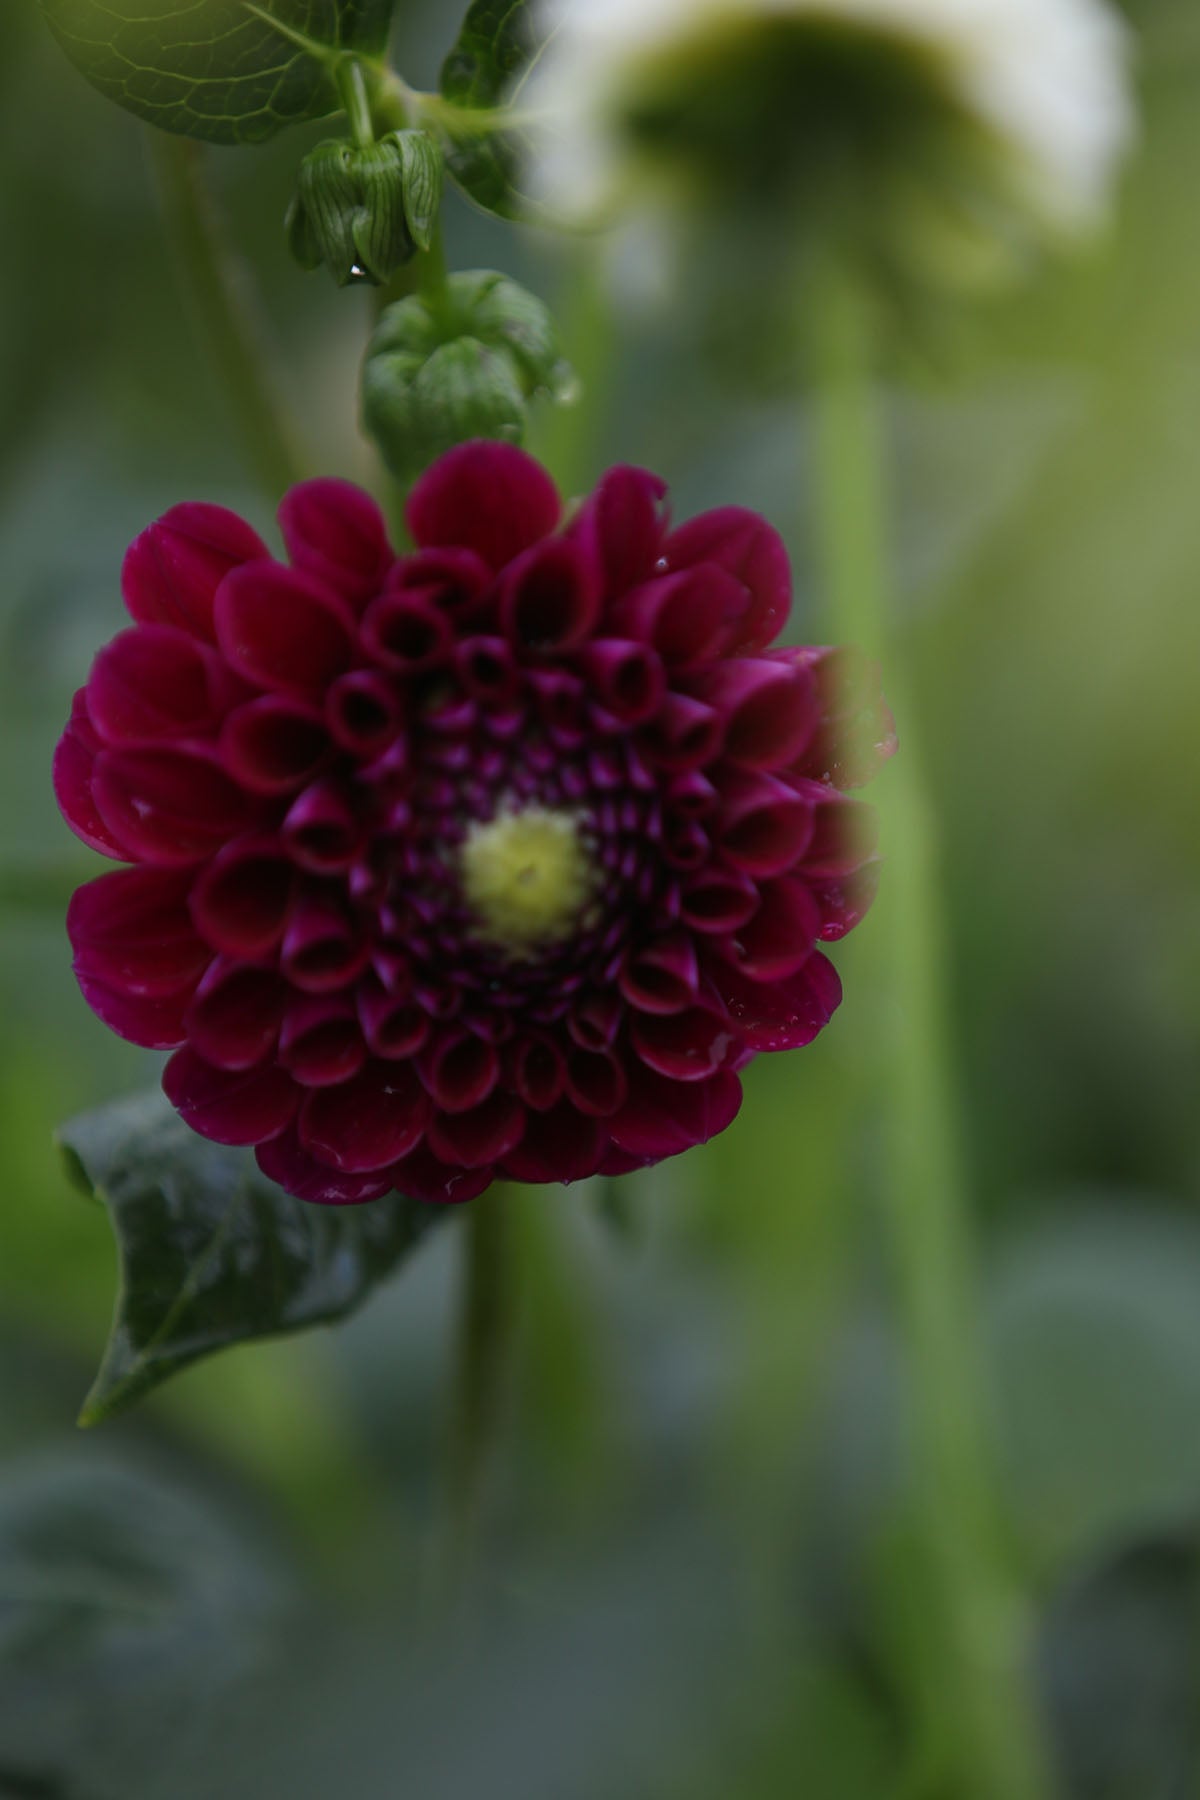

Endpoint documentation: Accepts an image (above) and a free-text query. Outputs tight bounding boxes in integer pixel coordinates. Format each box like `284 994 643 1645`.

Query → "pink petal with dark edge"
569 464 667 600
639 693 724 772
300 1062 430 1172
406 441 560 571
92 747 252 866
361 591 455 674
721 876 821 980
280 892 369 994
564 1049 628 1118
794 784 881 879
357 975 431 1060
662 508 791 653
122 503 270 643
715 770 814 877
326 671 403 757
279 994 367 1088
282 778 364 875
610 565 748 667
215 564 357 697
185 960 286 1071
219 696 329 796
619 933 700 1015
677 868 759 935
631 1007 742 1082
69 866 210 996
507 1033 565 1112
686 658 818 772
87 626 234 746
813 861 882 941
709 954 843 1052
498 537 601 652
428 1091 526 1169
574 640 665 724
76 972 191 1050
164 1048 299 1146
502 1104 608 1184
256 1124 395 1206
609 1069 743 1159
53 696 130 860
189 837 294 957
391 1143 494 1206
278 479 392 609
419 1031 501 1114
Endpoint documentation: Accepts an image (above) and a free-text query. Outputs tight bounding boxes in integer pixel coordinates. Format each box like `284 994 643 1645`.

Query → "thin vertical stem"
148 135 305 503
444 1185 513 1595
809 268 1052 1800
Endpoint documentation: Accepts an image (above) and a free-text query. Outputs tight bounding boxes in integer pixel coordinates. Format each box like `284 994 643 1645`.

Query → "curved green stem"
148 135 305 504
809 268 1051 1800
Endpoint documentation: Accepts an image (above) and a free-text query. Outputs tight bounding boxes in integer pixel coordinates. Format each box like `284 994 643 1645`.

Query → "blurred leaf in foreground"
59 1089 442 1425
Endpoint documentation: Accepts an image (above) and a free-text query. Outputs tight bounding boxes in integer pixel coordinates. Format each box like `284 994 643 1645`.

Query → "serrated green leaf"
40 0 398 146
59 1089 442 1424
437 0 556 221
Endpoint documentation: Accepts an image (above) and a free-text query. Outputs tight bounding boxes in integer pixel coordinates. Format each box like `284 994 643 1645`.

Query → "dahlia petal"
609 1068 743 1159
662 508 791 653
68 867 209 996
794 784 881 879
361 591 455 673
300 1062 430 1172
281 893 370 994
501 1104 607 1184
686 659 818 772
569 464 668 600
357 975 431 1060
710 954 843 1052
564 1048 628 1118
384 547 494 628
721 876 822 980
610 566 748 667
122 503 270 643
639 693 725 772
678 868 759 935
498 537 601 653
256 1125 394 1206
189 838 294 957
428 1090 525 1169
164 1048 299 1146
53 697 131 860
406 441 561 571
219 696 329 796
76 972 191 1050
92 747 252 866
326 671 403 757
598 1147 650 1177
631 1007 742 1082
391 1143 494 1206
813 861 882 941
214 564 356 697
715 770 815 877
419 1030 501 1114
279 994 367 1088
566 993 622 1052
185 960 286 1071
278 479 392 609
619 932 700 1014
574 640 666 725
508 1033 565 1112
282 778 364 875
86 626 233 746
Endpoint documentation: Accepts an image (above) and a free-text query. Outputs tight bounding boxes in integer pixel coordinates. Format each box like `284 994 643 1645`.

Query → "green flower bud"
362 273 574 481
286 130 445 288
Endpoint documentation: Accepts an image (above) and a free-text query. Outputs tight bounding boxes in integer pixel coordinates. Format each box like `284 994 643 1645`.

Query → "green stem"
148 135 305 503
810 269 1051 1800
336 56 376 150
444 1185 513 1593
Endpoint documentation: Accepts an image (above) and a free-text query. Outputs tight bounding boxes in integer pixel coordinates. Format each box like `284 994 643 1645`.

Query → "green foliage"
436 0 552 220
39 0 398 145
0 1457 287 1796
59 1090 442 1424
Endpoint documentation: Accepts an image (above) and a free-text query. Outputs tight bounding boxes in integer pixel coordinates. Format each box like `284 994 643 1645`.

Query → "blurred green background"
2 1 1199 1795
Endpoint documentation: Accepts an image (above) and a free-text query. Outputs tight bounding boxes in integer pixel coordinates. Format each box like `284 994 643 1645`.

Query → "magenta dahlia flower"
54 444 894 1206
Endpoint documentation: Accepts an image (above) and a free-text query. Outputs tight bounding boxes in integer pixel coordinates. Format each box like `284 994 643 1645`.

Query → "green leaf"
0 1456 288 1796
40 0 398 146
437 0 555 220
59 1089 442 1424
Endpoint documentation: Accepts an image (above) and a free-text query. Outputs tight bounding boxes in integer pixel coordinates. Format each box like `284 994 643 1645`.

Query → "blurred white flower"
529 0 1134 291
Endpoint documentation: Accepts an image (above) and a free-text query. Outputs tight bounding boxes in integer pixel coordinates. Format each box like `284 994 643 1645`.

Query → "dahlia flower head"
54 444 894 1207
530 0 1133 287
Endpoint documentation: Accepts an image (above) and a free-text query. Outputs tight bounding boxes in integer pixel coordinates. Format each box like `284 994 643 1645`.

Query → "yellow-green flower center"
460 805 597 958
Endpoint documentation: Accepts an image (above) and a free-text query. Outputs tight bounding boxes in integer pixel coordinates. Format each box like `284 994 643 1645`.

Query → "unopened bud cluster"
287 130 443 287
362 272 575 480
